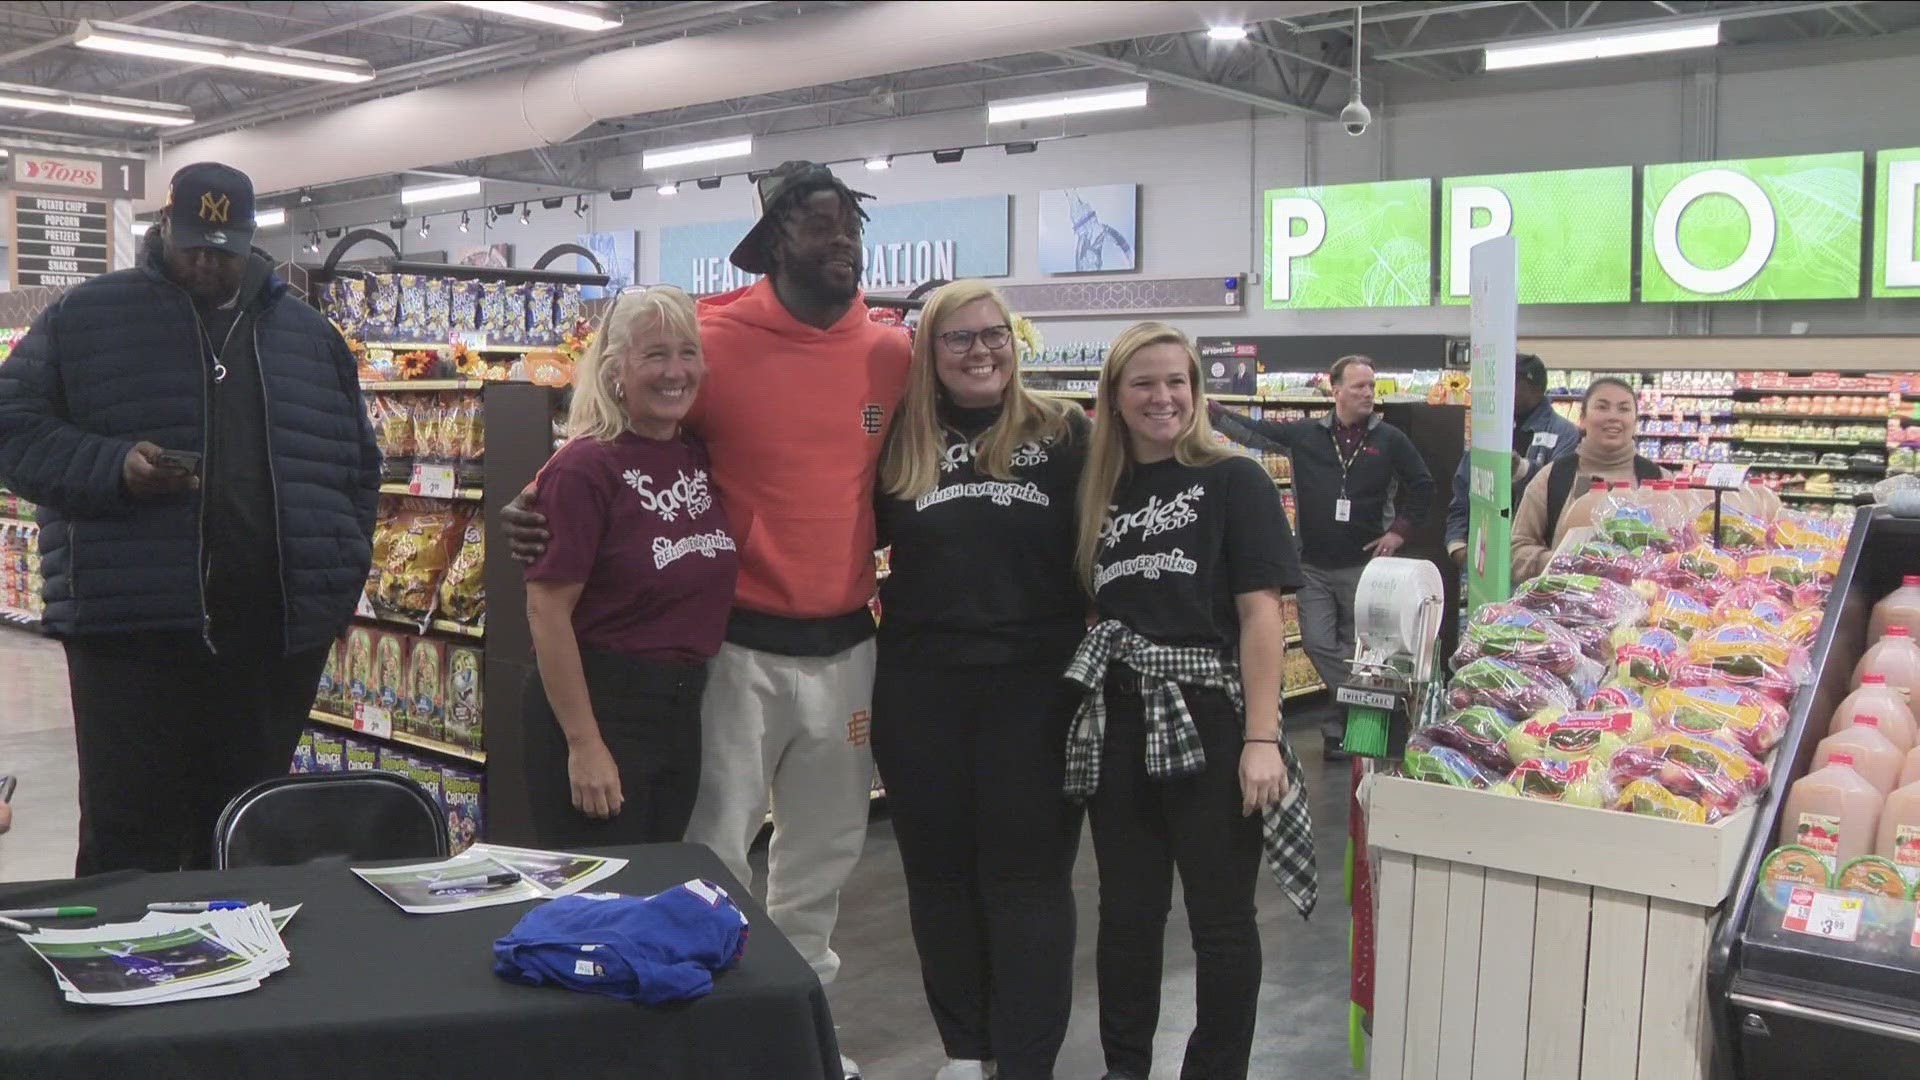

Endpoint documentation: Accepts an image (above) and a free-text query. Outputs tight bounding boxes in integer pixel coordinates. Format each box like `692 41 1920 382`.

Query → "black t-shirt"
875 402 1090 666
1093 453 1302 649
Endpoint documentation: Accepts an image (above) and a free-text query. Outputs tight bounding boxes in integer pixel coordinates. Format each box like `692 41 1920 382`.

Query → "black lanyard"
1331 422 1370 499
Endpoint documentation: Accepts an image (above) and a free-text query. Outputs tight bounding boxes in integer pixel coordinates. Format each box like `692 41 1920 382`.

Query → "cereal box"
445 646 484 751
373 632 409 729
407 758 445 813
405 638 446 741
316 638 344 715
378 746 413 777
310 731 346 774
345 627 377 710
442 766 483 854
290 729 316 774
343 736 380 773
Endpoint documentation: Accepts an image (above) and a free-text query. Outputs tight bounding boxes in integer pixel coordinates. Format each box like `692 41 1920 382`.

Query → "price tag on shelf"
354 591 376 620
1702 463 1752 490
451 330 488 353
353 704 392 740
409 463 457 498
1782 886 1862 942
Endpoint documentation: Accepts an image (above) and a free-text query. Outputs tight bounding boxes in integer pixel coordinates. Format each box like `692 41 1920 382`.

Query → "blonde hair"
1073 321 1232 591
566 285 701 442
878 279 1074 499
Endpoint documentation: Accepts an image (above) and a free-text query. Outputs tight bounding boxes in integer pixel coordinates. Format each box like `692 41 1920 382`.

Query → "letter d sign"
1270 197 1326 302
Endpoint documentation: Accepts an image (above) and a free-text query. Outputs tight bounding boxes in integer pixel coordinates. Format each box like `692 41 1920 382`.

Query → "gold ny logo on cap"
199 192 230 224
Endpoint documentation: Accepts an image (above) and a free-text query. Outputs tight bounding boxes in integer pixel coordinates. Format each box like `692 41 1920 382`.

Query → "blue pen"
147 901 250 913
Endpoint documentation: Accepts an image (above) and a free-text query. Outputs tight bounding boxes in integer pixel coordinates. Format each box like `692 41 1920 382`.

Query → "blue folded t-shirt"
493 879 750 1005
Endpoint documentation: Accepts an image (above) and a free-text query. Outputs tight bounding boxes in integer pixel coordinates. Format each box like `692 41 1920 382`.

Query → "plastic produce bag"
1680 624 1808 704
1647 684 1789 756
1584 681 1648 711
1493 758 1613 808
1454 606 1596 680
1545 538 1638 585
1611 627 1686 688
1402 737 1505 790
1419 706 1519 772
1446 658 1579 717
1504 708 1653 765
1512 573 1649 630
1770 511 1849 554
1608 731 1769 819
1646 546 1743 602
1743 549 1837 600
1612 777 1709 823
1593 487 1694 554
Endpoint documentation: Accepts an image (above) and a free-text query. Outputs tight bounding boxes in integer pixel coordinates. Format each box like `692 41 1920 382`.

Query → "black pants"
870 655 1084 1080
1089 673 1265 1080
64 637 329 876
522 648 706 848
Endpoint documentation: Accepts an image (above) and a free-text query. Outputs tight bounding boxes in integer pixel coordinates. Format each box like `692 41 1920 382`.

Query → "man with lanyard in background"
1444 353 1580 569
1210 356 1435 757
503 162 909 1080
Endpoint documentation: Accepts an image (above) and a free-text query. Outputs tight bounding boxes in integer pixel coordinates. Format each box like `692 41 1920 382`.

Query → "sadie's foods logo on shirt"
941 436 1052 474
1100 485 1205 549
624 468 713 523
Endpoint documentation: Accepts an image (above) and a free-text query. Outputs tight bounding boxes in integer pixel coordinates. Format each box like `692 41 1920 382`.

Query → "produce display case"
1709 507 1920 1078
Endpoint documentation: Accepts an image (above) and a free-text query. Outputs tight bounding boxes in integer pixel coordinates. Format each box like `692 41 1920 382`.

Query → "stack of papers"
20 904 298 1007
353 844 628 915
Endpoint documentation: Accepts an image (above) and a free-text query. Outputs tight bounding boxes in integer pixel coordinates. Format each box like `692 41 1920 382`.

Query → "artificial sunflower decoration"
558 317 595 366
1012 315 1043 364
395 349 436 380
450 342 486 379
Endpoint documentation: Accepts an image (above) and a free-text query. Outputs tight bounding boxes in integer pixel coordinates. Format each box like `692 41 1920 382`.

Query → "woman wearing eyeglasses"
520 285 737 847
872 280 1090 1080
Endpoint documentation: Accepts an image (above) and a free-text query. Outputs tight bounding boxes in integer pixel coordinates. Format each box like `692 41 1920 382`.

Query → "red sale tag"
1783 887 1862 942
1783 887 1814 933
409 463 457 499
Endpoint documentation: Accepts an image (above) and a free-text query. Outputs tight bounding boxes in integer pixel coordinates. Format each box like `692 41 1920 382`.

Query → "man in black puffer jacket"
0 162 380 875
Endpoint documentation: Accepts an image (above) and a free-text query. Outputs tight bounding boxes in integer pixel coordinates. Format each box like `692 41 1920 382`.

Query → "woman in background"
521 286 737 846
872 280 1089 1080
1510 376 1669 582
1068 322 1313 1080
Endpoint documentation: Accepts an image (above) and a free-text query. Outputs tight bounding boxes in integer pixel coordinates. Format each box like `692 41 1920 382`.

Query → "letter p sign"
1449 186 1513 299
1270 197 1326 302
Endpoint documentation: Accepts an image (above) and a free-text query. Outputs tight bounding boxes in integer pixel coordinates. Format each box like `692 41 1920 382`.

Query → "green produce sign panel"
1640 152 1864 302
1874 146 1920 299
1440 167 1632 305
1264 179 1432 309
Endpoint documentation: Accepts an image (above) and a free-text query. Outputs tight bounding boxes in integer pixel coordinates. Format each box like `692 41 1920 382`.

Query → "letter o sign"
1653 169 1776 295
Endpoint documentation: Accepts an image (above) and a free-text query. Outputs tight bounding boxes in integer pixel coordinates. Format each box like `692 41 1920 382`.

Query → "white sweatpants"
684 638 876 986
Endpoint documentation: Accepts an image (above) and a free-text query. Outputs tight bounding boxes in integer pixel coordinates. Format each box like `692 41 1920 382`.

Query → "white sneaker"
934 1060 996 1080
842 1055 862 1079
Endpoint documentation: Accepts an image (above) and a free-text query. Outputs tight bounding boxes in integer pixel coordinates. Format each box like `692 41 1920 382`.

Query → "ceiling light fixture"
518 204 531 224
389 217 406 231
541 197 563 210
459 210 471 233
643 135 752 171
656 182 679 196
448 1 622 32
1003 141 1037 156
0 80 193 127
1206 25 1249 42
1484 20 1721 71
255 209 286 228
325 227 343 238
305 232 321 253
400 178 481 204
864 156 891 171
72 20 376 84
609 188 634 201
987 82 1148 124
696 176 722 190
747 170 770 183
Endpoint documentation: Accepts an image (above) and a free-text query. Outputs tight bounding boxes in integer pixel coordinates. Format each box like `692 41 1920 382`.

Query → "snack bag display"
345 627 376 708
366 274 399 339
480 282 507 341
1648 685 1789 756
437 519 486 625
405 638 446 741
556 284 583 331
446 646 484 751
499 283 528 345
1545 538 1637 585
1402 737 1505 790
528 282 557 344
374 632 408 723
397 274 427 339
1512 573 1649 630
423 277 451 339
1454 606 1593 679
370 500 471 623
1419 707 1518 772
450 280 480 333
1608 731 1769 819
1504 709 1652 765
1494 758 1611 807
1612 627 1685 687
1613 777 1709 823
1446 658 1579 717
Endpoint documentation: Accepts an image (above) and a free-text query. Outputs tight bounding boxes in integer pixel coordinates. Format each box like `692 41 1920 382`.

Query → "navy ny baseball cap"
164 162 257 257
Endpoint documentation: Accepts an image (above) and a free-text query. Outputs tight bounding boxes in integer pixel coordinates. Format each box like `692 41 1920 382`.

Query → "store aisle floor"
0 631 1358 1078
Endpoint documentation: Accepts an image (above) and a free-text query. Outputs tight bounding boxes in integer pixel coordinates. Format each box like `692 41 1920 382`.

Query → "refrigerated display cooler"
1709 506 1920 1077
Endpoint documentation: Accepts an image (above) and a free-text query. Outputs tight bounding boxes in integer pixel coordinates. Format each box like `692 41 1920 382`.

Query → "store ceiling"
1 1 1914 219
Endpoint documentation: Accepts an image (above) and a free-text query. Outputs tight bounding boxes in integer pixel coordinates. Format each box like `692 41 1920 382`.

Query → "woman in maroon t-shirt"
522 285 738 846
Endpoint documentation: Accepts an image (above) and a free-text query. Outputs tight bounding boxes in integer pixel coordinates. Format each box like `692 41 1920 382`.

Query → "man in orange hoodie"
505 163 909 1074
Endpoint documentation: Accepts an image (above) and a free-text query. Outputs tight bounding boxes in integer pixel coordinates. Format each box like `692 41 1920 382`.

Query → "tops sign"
658 194 1010 296
1264 148 1914 307
18 154 103 191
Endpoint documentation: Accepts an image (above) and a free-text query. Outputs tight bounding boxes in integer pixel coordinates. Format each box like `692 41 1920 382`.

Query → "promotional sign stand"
1464 235 1518 612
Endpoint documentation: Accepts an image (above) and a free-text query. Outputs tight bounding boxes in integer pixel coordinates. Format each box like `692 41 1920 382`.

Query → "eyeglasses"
936 324 1012 355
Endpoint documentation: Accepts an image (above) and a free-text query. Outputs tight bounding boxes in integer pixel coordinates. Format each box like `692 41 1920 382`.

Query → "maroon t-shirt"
525 432 739 662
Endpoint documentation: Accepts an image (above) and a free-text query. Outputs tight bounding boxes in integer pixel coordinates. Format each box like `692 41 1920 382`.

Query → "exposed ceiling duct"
141 0 1348 208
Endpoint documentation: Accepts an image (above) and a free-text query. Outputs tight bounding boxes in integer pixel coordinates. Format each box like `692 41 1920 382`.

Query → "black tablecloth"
0 843 840 1080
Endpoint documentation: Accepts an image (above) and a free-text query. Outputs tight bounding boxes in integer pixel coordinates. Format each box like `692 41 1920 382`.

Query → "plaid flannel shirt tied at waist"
1061 619 1319 918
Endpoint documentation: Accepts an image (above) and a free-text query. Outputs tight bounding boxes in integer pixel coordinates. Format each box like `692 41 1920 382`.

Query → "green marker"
0 906 97 919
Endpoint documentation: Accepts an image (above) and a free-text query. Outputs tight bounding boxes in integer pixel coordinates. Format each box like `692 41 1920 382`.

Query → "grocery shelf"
1777 490 1870 503
1735 437 1886 448
1734 411 1889 423
1737 385 1893 397
355 609 486 640
1642 388 1740 398
1032 389 1095 400
309 709 486 764
360 378 489 392
1285 632 1302 646
1025 366 1104 373
0 515 36 530
379 482 485 501
0 607 42 630
1742 461 1885 475
364 343 543 355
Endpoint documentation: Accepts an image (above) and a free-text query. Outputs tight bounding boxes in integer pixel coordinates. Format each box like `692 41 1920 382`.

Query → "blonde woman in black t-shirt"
1068 322 1315 1080
872 280 1090 1080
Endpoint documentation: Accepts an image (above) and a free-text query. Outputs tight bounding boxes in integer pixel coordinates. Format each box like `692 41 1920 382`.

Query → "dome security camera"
1341 94 1371 137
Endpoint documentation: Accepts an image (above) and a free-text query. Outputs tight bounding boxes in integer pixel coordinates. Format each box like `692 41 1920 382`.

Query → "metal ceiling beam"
1375 0 1862 59
116 2 447 92
1047 47 1336 118
0 0 196 69
1286 2 1527 34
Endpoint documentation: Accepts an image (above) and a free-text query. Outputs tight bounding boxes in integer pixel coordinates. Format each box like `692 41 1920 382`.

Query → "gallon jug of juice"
1854 626 1920 704
1829 674 1918 753
1778 762 1884 873
1869 575 1920 644
1903 745 1920 790
1812 721 1905 794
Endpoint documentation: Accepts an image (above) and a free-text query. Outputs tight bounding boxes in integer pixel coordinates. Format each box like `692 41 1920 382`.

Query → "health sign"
1441 166 1632 305
1640 152 1864 302
1875 146 1920 299
1264 178 1431 309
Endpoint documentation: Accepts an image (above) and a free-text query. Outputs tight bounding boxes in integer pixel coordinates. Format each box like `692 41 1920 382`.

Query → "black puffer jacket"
0 238 380 653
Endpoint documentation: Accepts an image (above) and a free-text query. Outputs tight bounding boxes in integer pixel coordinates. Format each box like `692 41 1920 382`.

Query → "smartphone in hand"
0 775 16 804
151 449 202 475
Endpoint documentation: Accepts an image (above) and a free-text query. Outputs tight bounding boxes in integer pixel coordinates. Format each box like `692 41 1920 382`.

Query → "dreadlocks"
755 172 873 269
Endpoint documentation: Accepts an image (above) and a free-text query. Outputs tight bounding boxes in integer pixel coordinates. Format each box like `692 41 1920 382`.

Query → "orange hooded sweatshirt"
688 280 911 620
